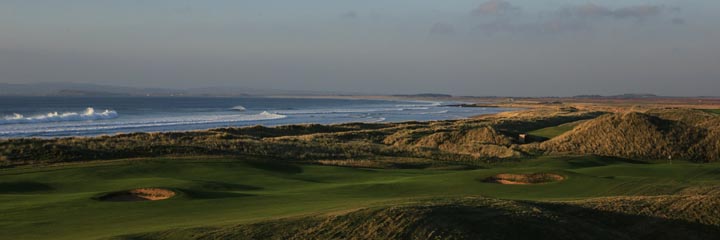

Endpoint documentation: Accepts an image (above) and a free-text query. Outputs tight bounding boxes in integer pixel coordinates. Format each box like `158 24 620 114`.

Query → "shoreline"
2 94 719 140
0 96 521 140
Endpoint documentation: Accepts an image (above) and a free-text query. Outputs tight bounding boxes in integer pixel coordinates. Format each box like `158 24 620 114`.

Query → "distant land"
1 82 719 99
0 82 360 97
392 93 453 98
573 94 659 99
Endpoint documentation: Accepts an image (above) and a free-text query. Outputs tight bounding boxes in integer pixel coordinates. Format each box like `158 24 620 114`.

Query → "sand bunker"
97 188 176 201
484 173 564 185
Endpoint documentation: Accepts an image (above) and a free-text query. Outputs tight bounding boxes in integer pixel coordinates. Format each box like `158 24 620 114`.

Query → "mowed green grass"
702 109 720 115
1 156 720 240
527 120 586 139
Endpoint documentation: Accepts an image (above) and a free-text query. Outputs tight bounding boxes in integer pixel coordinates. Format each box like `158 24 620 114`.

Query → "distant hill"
392 93 452 98
573 93 659 99
54 89 131 97
0 82 183 96
0 82 361 97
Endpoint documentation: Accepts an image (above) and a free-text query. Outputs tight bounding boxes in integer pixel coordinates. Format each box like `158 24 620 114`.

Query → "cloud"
340 11 358 19
429 22 455 35
671 18 686 25
557 3 612 18
613 5 663 19
558 3 665 20
476 20 590 35
472 3 677 35
471 0 521 16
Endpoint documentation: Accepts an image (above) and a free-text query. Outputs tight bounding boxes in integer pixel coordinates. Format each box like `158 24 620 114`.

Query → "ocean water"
0 96 512 138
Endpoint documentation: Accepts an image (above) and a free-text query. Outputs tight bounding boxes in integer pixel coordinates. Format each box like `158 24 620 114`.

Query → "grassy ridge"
538 110 720 162
1 155 719 240
118 196 720 240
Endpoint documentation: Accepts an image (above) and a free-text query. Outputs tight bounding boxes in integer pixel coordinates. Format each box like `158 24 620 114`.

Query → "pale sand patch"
484 173 564 185
98 188 176 201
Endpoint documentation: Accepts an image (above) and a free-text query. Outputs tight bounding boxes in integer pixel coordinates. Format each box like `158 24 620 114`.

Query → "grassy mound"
483 173 564 184
97 188 176 202
571 192 720 227
539 111 720 161
115 197 720 240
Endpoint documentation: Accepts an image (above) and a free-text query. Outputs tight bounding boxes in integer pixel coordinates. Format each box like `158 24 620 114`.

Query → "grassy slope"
2 156 720 240
527 120 586 139
122 196 720 240
538 111 719 161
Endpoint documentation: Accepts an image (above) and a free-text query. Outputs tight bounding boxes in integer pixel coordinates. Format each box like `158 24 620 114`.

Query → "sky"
0 0 718 96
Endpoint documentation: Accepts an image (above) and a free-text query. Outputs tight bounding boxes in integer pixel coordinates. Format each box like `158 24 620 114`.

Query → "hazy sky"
1 0 718 96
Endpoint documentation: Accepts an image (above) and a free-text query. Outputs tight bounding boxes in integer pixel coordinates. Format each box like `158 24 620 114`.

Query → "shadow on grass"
522 201 720 240
245 160 303 174
562 155 649 169
179 189 255 199
113 197 720 240
0 181 53 193
194 180 263 191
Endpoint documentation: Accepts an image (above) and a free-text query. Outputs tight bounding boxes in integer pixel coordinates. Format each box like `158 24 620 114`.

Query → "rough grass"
2 155 720 240
115 196 720 240
538 111 720 162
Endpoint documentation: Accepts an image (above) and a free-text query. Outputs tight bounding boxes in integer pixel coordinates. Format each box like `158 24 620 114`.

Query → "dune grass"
1 155 719 240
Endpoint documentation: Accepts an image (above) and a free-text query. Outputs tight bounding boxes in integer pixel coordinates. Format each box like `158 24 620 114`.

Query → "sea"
0 96 512 138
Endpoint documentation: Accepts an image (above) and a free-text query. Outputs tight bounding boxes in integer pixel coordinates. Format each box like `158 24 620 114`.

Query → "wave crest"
1 108 118 125
257 111 285 119
231 105 246 111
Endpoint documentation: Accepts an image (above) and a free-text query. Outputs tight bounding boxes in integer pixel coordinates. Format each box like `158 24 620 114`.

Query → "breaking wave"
0 111 287 136
255 111 285 120
395 101 442 108
419 110 449 114
1 108 118 125
231 105 246 111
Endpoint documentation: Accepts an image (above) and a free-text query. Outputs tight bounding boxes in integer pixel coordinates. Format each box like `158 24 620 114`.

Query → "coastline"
0 96 519 139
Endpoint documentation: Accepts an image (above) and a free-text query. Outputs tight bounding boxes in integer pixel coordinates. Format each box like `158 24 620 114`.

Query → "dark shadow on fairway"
245 161 303 174
180 189 255 199
194 180 263 191
0 181 53 193
562 155 649 169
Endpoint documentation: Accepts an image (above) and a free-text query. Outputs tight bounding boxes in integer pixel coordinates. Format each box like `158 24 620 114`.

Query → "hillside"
114 196 720 240
539 110 720 162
